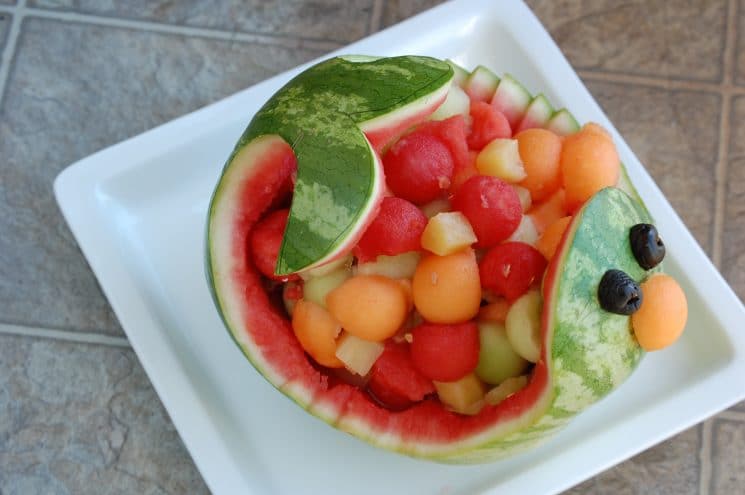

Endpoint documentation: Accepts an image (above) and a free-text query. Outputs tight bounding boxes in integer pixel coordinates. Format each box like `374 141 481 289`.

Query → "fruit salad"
206 56 688 461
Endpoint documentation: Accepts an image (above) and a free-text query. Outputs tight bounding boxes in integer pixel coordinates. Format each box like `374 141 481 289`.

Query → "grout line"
368 0 385 35
577 69 745 96
0 0 25 108
21 6 341 52
715 409 745 422
723 0 738 85
699 420 713 495
0 322 131 348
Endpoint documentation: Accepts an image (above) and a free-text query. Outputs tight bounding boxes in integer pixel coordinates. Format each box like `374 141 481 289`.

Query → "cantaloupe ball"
536 216 572 261
327 275 408 342
412 248 481 323
631 273 688 351
292 300 344 368
560 125 620 210
516 128 563 202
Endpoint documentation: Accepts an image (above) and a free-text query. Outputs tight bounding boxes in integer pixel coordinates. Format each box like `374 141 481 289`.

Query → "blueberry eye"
630 223 665 270
598 269 643 315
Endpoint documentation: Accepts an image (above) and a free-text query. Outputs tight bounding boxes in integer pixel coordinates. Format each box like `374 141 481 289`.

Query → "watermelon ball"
410 321 480 382
451 176 522 248
354 197 428 263
383 131 455 205
467 101 511 151
479 242 547 302
368 341 436 410
250 208 298 281
416 115 471 174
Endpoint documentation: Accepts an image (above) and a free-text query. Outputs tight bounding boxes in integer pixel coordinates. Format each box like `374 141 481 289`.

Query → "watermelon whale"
206 56 670 462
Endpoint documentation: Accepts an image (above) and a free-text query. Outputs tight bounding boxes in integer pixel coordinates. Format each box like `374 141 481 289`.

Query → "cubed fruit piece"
412 249 481 324
490 74 532 128
354 197 428 262
368 341 435 409
451 176 522 248
536 216 572 261
475 138 527 183
505 289 542 363
292 300 344 368
546 108 580 136
467 101 511 150
527 188 569 235
631 273 688 351
560 123 620 210
250 208 298 281
410 321 480 382
514 94 554 133
479 242 546 301
507 215 539 246
303 266 351 309
446 59 470 88
356 251 421 279
282 280 303 317
463 65 500 102
383 131 455 205
511 185 532 212
335 332 385 376
420 198 451 219
475 321 530 385
484 375 529 405
421 211 477 256
327 275 409 341
433 373 485 415
516 128 563 202
430 85 470 121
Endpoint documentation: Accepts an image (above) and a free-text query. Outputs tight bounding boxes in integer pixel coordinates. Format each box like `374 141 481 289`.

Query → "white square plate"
54 1 745 493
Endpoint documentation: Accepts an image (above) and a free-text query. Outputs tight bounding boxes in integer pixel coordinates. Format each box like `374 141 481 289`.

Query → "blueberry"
597 269 643 315
630 223 665 270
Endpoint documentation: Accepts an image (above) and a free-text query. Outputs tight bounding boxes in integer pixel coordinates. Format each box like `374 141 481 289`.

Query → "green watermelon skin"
222 55 453 276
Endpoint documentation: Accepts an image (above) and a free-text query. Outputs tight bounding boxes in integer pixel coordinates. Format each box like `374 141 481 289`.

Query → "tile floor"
0 0 743 493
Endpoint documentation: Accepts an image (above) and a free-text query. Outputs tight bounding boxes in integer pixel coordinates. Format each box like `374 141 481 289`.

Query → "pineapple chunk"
476 139 527 183
421 211 477 256
434 373 485 415
355 251 421 279
507 215 539 246
335 332 384 376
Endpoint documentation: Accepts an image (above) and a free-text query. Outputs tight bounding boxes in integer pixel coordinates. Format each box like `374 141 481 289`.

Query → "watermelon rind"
491 73 532 128
515 93 554 133
464 65 500 102
207 57 658 463
546 108 580 136
445 59 470 88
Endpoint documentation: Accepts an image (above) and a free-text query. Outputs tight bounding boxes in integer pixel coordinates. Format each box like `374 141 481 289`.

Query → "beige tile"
527 0 727 82
29 0 373 43
0 334 208 494
585 81 720 255
0 18 323 335
723 96 745 302
564 426 700 494
711 419 745 494
737 0 745 85
381 0 446 28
